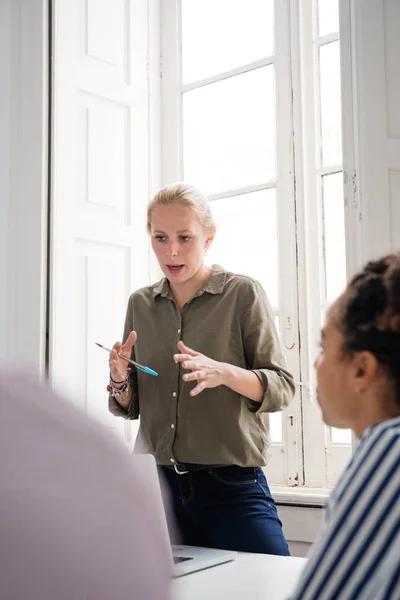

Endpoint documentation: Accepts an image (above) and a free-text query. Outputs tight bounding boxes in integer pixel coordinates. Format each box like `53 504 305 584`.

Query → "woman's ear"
205 226 216 250
353 351 379 388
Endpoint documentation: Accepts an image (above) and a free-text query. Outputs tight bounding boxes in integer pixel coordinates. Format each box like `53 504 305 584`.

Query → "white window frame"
156 0 356 491
159 0 303 487
293 0 354 487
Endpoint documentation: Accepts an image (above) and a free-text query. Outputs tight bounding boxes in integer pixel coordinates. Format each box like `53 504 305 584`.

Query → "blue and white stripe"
290 417 400 600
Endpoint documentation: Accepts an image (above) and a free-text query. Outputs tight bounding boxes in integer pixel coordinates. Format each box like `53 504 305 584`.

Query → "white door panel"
352 0 400 258
51 0 149 442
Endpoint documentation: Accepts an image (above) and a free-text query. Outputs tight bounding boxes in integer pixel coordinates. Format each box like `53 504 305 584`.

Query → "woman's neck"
169 265 212 309
353 397 400 439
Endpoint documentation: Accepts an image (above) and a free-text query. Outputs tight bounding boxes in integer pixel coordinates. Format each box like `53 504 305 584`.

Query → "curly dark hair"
337 253 400 406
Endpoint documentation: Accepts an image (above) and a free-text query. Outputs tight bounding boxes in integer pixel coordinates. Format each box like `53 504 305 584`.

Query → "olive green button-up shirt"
109 265 295 467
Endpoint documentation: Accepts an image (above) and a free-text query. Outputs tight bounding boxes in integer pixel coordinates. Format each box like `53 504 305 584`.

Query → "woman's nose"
168 242 179 257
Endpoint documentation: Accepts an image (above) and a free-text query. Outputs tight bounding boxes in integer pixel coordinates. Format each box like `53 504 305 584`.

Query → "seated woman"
291 253 400 600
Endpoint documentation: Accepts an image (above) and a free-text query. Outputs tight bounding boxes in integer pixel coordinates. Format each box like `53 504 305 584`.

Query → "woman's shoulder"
220 268 264 298
127 279 166 305
332 416 400 506
360 415 400 450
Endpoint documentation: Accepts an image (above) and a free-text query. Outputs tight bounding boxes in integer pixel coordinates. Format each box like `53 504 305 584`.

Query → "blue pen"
95 342 158 377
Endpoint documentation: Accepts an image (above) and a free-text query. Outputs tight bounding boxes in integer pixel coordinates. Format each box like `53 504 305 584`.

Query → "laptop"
133 454 237 577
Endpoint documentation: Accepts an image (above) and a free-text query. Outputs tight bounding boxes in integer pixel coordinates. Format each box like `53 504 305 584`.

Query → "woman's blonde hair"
146 182 216 233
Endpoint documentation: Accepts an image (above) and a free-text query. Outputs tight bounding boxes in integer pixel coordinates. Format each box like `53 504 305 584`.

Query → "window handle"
283 317 295 349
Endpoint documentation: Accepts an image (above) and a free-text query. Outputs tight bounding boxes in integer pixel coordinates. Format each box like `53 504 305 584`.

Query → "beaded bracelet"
110 373 125 384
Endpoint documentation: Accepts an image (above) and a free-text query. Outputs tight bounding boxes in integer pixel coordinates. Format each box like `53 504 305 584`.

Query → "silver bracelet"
107 380 130 397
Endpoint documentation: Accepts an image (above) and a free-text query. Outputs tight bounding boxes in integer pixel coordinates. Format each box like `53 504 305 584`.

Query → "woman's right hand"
109 331 137 383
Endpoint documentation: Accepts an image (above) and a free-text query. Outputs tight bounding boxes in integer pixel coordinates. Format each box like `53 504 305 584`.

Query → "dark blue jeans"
159 465 290 556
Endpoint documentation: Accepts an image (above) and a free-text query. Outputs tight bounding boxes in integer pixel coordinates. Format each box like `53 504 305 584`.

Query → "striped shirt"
291 416 400 600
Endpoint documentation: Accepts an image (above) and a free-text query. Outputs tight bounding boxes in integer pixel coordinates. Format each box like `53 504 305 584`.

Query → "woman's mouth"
166 264 184 274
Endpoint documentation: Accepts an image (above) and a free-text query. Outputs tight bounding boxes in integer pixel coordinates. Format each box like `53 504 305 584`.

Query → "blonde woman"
108 183 295 555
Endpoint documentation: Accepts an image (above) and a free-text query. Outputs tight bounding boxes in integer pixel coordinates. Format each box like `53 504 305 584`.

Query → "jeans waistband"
161 462 229 474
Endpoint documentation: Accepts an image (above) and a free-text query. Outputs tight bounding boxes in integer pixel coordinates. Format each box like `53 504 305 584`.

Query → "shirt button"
170 458 175 463
171 424 175 429
172 392 177 397
177 328 181 334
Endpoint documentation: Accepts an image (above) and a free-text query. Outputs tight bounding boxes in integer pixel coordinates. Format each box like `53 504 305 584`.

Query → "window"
158 0 351 488
298 0 352 487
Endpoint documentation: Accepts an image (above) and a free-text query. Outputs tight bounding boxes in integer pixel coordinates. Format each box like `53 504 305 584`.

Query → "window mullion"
274 0 303 486
180 56 276 93
208 182 277 202
291 0 328 487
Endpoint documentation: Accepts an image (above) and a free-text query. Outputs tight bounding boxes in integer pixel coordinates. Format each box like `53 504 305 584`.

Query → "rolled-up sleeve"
242 280 295 413
108 295 139 420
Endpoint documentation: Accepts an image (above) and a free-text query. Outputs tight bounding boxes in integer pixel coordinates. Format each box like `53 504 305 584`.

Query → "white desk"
170 552 307 600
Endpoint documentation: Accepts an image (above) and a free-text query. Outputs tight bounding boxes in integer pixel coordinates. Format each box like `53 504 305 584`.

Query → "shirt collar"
152 264 227 300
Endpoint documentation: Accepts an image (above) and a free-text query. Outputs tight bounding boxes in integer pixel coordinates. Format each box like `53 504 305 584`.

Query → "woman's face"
314 299 361 430
150 204 214 285
316 297 398 436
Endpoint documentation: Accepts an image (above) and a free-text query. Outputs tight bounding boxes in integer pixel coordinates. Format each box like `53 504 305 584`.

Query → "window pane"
207 189 279 307
318 0 339 37
322 172 346 302
330 427 352 444
183 67 276 195
181 0 274 84
270 413 283 443
319 41 342 166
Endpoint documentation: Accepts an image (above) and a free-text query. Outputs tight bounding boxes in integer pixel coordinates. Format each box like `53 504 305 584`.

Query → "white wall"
0 0 11 364
0 0 48 373
278 505 324 558
345 0 400 264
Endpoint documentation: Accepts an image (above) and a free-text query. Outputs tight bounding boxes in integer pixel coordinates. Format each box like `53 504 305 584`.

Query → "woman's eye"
179 236 191 242
155 235 166 242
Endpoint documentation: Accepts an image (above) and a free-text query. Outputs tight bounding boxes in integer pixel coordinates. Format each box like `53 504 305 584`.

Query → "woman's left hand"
174 341 228 396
